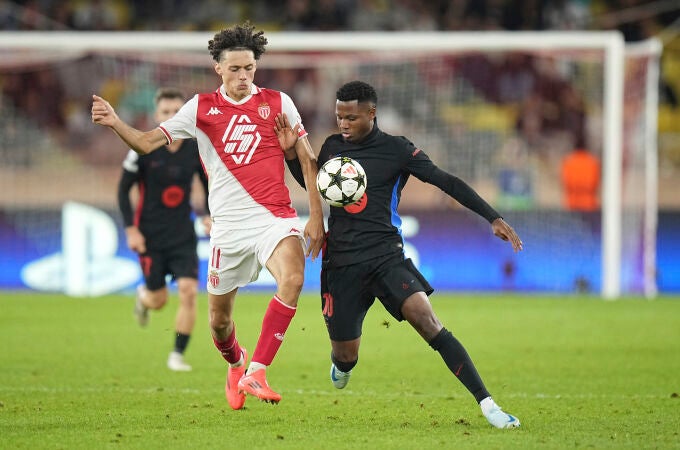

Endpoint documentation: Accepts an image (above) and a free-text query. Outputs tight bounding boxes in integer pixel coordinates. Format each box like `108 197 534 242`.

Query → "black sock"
174 332 190 354
331 352 357 373
428 328 490 403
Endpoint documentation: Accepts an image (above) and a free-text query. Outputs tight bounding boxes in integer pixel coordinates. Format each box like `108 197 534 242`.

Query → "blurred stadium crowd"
0 0 676 38
0 0 679 210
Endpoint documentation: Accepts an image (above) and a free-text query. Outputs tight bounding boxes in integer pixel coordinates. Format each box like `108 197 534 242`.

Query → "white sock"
479 396 497 415
228 350 245 368
246 361 266 375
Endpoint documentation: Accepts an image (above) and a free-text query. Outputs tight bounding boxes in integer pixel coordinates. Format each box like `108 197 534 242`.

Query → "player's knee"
405 310 442 340
279 270 304 295
209 311 232 333
155 297 169 309
178 282 198 305
146 289 168 309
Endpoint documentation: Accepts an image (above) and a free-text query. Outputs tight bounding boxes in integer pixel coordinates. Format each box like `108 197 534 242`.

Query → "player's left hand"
274 112 300 155
304 212 325 260
491 218 523 252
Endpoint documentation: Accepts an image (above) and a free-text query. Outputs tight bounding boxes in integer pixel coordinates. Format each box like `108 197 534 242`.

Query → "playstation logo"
21 202 140 297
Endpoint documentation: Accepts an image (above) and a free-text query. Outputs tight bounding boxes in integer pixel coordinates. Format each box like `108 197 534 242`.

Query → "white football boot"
480 397 520 429
167 351 192 372
330 363 351 389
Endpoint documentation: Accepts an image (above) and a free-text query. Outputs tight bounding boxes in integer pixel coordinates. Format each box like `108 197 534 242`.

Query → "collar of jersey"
218 83 261 105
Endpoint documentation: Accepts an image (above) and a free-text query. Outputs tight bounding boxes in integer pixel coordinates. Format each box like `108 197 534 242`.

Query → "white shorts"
206 217 305 295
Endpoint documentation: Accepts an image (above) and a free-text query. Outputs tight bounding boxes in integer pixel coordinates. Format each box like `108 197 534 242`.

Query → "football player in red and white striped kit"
92 22 325 409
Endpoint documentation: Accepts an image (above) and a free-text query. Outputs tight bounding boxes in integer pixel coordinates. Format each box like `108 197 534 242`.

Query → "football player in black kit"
118 87 210 372
288 80 523 428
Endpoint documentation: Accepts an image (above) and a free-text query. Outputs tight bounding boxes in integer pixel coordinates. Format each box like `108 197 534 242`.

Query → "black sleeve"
117 169 138 227
197 166 210 215
426 167 501 223
402 139 501 223
285 157 306 190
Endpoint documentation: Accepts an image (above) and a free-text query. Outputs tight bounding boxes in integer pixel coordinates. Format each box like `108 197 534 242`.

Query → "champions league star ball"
316 156 367 207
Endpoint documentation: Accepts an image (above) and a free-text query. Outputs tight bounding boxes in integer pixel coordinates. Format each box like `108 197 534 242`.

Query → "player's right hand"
274 112 300 155
125 226 147 254
304 212 325 260
91 94 119 127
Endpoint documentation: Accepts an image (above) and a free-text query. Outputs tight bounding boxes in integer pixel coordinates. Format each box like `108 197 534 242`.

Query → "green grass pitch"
1 291 679 449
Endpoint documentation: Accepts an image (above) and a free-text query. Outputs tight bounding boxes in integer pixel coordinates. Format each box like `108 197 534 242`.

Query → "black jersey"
117 139 208 251
317 125 501 268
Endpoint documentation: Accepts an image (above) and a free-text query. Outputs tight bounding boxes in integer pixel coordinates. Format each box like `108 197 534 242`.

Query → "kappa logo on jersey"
221 114 262 164
258 103 270 120
206 107 223 116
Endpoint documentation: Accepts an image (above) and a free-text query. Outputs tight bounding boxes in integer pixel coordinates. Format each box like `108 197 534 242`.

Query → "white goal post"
0 30 661 299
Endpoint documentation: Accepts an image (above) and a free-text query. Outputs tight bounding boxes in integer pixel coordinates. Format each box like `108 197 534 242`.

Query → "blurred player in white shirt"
92 22 325 409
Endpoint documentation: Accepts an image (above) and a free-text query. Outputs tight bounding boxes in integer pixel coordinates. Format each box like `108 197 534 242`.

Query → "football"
316 156 367 207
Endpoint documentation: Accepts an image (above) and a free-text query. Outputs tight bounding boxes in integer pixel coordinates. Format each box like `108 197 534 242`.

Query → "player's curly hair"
208 21 268 62
336 81 378 105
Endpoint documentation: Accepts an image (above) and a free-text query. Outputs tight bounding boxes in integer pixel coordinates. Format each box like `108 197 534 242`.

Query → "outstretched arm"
91 94 167 155
443 173 523 252
275 113 325 260
420 166 523 252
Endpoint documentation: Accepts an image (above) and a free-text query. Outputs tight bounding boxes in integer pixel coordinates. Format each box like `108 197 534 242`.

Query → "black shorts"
138 241 199 290
321 255 433 342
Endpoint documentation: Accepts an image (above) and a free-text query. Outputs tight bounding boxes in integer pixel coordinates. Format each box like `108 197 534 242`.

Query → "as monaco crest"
258 104 270 120
209 270 220 288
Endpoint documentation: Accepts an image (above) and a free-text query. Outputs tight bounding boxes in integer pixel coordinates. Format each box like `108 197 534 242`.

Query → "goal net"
0 31 660 298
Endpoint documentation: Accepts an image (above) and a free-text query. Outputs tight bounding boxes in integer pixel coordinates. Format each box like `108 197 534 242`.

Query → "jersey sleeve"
121 149 140 173
117 151 140 227
401 138 501 223
158 95 198 144
197 163 210 215
285 157 306 189
280 91 308 139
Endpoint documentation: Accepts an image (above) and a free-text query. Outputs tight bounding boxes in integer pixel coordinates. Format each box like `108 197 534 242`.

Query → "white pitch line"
0 386 671 400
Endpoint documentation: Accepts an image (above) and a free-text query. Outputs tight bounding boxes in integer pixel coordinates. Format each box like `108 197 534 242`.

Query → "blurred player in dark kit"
118 87 210 372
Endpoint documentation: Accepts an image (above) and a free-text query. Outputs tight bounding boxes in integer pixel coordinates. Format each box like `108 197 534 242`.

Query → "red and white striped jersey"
159 84 307 228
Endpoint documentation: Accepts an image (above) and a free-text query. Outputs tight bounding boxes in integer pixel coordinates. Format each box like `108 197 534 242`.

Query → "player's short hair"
154 87 185 105
208 21 268 62
336 81 378 106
